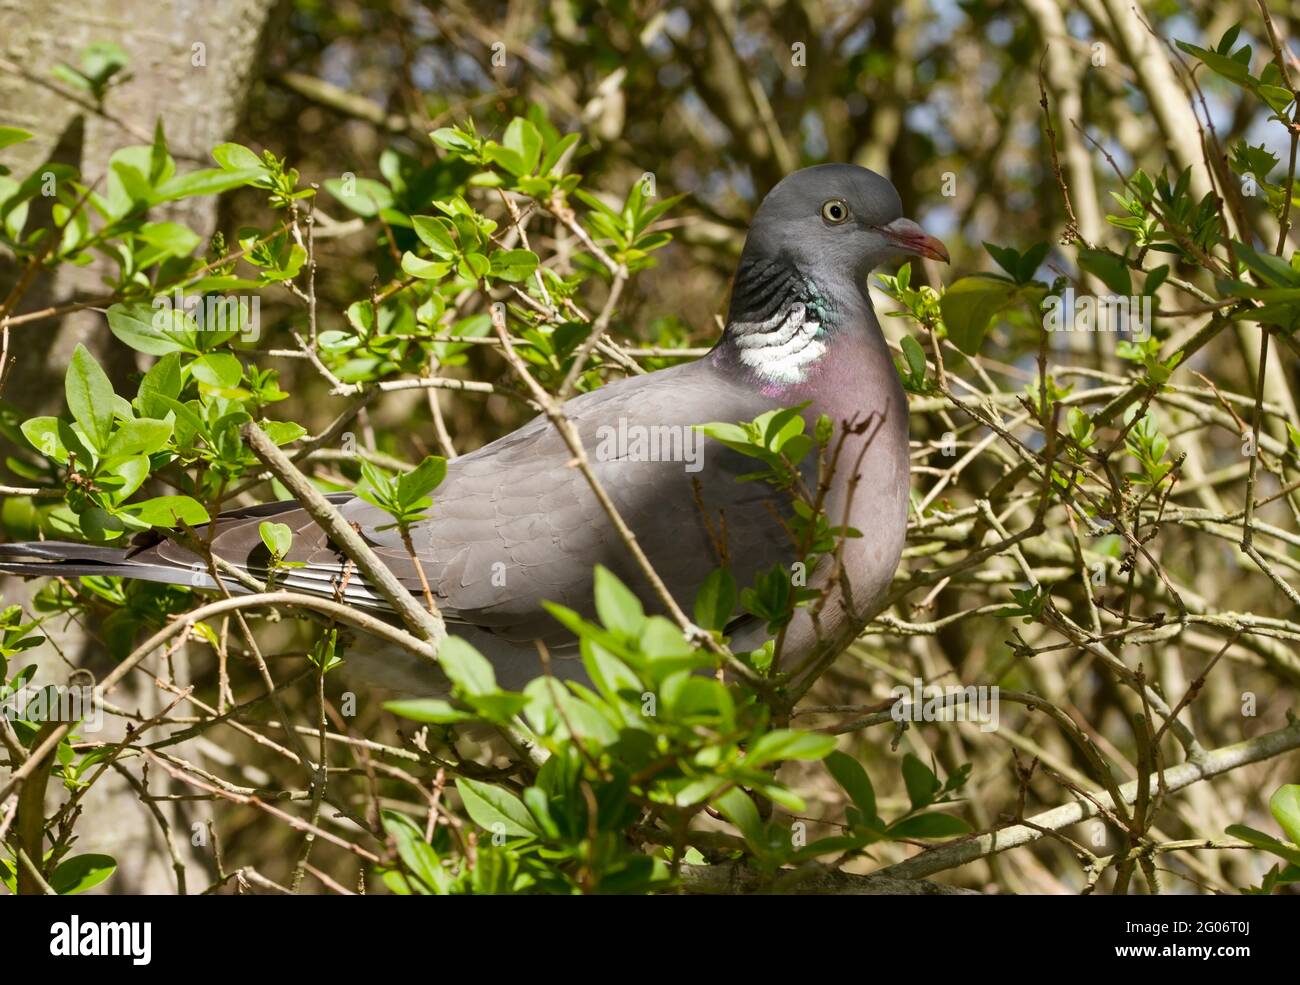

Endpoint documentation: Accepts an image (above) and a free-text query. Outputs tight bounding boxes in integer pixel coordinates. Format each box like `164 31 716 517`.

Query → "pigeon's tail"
0 541 216 588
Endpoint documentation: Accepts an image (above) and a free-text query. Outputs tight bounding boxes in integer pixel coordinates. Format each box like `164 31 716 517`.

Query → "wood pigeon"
0 164 947 692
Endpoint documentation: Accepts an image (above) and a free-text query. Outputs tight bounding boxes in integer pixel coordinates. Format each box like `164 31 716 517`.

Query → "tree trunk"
0 0 275 893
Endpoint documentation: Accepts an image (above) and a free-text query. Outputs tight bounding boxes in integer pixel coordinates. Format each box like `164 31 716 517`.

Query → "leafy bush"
2 8 1300 896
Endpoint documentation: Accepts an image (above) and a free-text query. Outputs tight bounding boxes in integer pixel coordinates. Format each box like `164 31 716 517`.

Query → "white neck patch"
729 302 826 385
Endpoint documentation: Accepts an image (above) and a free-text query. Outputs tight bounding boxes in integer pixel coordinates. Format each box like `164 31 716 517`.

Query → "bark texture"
0 0 275 893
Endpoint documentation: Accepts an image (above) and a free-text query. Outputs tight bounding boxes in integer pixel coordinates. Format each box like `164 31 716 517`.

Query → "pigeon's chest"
793 327 911 599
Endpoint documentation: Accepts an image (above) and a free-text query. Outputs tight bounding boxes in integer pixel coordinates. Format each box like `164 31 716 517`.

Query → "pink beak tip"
881 217 950 264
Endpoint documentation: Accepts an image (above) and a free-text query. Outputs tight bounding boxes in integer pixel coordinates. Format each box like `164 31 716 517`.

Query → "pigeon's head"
745 164 948 283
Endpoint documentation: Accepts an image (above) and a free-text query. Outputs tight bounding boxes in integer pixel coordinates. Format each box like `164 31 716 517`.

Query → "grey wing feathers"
3 358 800 650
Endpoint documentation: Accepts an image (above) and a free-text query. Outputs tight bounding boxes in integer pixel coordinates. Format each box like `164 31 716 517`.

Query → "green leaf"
825 750 877 822
154 167 264 202
745 729 836 767
750 780 806 813
1144 264 1170 297
714 787 765 849
104 417 172 458
401 252 451 280
456 777 542 839
488 248 539 282
136 353 184 418
900 334 927 382
1077 249 1131 294
939 275 1018 355
484 143 526 177
21 417 69 463
258 521 292 558
983 242 1022 280
1015 243 1050 283
763 406 806 453
665 677 735 729
502 117 543 176
593 565 645 637
1234 240 1300 287
1226 824 1300 868
78 507 126 542
53 64 94 93
540 132 581 175
1174 40 1252 86
383 698 476 724
102 454 150 501
901 753 941 810
396 455 447 506
106 302 186 355
1257 84 1294 115
136 221 200 258
80 41 129 85
65 344 116 449
211 142 263 171
1270 784 1300 846
111 160 152 206
581 641 641 706
190 352 243 388
260 420 307 446
324 176 393 217
0 127 33 150
460 252 490 280
437 636 497 696
148 119 172 185
464 692 530 721
693 567 736 632
526 676 620 745
50 853 116 895
120 495 209 528
430 127 476 154
381 811 449 894
412 215 457 257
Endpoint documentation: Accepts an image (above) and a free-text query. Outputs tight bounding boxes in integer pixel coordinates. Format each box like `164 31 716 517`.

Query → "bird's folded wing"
131 360 806 644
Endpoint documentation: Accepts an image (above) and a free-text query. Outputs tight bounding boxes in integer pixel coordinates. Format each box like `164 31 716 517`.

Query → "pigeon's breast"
789 318 911 635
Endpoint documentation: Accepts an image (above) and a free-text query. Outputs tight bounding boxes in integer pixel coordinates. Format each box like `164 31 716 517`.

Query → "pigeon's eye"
821 199 850 224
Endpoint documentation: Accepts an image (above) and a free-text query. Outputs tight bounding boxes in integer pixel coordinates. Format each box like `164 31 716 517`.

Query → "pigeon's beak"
879 217 950 264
